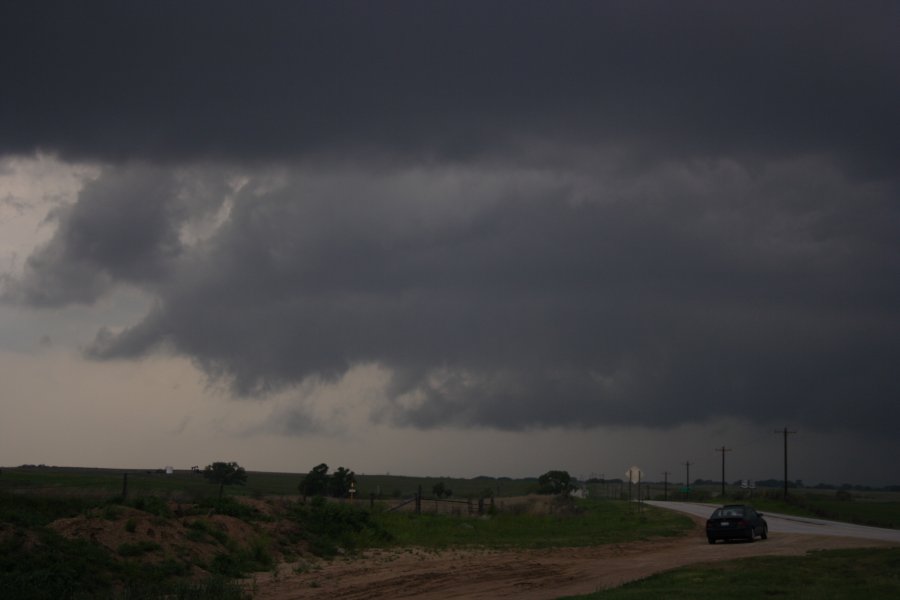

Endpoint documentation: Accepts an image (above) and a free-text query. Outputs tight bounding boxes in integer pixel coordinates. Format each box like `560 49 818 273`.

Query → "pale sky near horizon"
1 1 898 486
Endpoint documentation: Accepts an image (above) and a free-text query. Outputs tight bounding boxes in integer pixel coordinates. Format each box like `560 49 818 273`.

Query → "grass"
561 547 900 599
0 466 537 501
374 498 694 550
749 495 900 529
3 466 897 598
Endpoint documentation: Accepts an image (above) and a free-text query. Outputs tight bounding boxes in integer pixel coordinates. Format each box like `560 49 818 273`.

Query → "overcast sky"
1 1 898 486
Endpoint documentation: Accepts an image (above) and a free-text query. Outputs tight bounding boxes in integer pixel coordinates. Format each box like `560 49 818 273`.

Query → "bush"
186 519 229 545
193 497 262 520
288 497 391 557
0 529 116 598
210 552 243 578
117 541 162 557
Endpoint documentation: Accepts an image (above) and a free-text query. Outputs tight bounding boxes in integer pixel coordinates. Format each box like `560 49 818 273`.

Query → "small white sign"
625 466 643 483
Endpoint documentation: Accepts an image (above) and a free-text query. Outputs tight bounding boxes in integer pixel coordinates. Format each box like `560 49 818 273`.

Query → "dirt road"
251 519 895 600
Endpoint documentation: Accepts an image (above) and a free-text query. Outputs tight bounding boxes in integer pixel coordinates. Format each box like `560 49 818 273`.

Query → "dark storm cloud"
2 2 899 436
73 161 900 434
2 166 228 306
1 1 897 171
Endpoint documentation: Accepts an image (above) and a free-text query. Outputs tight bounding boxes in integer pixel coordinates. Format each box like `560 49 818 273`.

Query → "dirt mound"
48 502 277 576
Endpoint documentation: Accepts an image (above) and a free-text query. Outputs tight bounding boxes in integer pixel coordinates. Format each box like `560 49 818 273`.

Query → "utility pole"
716 447 732 499
662 471 670 501
684 461 693 499
775 427 797 499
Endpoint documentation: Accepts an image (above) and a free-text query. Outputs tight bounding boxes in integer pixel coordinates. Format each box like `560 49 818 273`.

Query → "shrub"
117 540 161 557
288 497 391 557
186 519 229 545
210 552 243 577
0 529 116 598
193 496 262 520
129 495 172 518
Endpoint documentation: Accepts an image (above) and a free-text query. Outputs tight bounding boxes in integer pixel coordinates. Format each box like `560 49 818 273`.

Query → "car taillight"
738 519 749 527
706 521 712 528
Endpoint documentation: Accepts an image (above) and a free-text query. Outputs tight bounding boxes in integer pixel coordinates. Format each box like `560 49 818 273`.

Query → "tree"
432 481 453 499
330 466 356 498
203 461 247 500
299 463 330 499
537 470 575 496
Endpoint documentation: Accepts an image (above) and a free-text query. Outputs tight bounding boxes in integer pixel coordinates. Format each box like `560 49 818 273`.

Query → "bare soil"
250 517 896 600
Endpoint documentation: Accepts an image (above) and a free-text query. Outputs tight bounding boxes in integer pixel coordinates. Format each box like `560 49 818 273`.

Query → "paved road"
647 500 900 543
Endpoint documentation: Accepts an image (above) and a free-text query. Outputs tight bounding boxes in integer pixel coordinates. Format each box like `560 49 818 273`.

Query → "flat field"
2 466 898 599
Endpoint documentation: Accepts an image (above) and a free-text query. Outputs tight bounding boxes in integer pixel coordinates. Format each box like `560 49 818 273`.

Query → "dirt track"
251 519 896 600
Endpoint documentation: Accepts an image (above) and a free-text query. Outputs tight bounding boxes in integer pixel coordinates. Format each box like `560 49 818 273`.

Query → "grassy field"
0 466 537 501
0 466 694 599
746 494 900 529
619 479 900 530
375 498 692 550
3 466 898 598
562 547 900 599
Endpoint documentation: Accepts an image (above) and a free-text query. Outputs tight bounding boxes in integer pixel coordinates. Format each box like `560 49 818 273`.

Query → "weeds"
288 495 392 557
117 541 162 557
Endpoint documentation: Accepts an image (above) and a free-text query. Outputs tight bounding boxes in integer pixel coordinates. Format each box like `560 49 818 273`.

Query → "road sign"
625 466 643 483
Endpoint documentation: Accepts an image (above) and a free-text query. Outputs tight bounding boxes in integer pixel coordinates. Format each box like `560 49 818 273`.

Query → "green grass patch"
0 528 116 598
562 547 900 599
743 494 900 529
0 490 96 528
0 466 542 501
374 499 693 550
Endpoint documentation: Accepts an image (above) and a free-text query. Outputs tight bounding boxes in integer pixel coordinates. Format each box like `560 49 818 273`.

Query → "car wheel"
761 525 768 540
708 537 716 544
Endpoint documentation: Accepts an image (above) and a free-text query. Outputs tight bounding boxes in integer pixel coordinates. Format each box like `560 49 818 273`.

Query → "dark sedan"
706 504 768 544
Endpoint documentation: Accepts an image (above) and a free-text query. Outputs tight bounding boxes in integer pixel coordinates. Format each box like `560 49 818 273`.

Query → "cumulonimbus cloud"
5 158 891 434
1 2 898 436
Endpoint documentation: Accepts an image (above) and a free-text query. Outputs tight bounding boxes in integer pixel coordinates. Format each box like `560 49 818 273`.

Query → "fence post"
121 473 128 500
416 485 422 515
478 496 484 515
370 492 375 510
